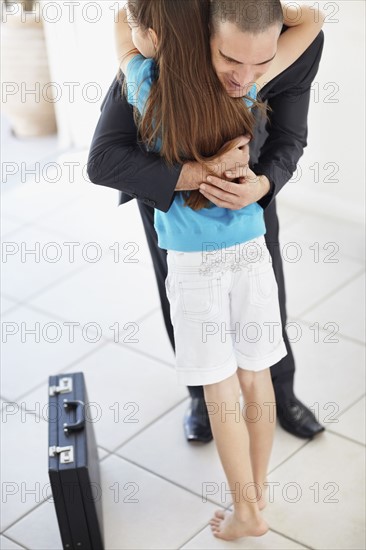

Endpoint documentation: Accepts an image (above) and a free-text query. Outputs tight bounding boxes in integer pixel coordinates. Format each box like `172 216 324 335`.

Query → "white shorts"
165 235 288 386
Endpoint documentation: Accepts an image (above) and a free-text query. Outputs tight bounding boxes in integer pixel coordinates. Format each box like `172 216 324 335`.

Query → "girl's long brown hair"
119 0 268 211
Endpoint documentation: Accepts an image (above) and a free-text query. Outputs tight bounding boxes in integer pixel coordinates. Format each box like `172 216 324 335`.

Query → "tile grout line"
294 267 365 318
2 121 361 548
2 405 363 547
2 298 176 378
1 292 21 304
103 417 365 519
1 304 22 317
325 428 366 448
2 177 364 547
267 438 312 477
2 427 358 550
5 296 154 332
278 200 366 233
287 314 365 347
278 233 365 267
106 395 190 452
0 533 30 550
3 296 154 339
330 392 366 420
3 404 195 544
264 527 314 550
100 450 229 511
6 219 364 269
1 404 197 545
2 388 189 459
1 187 88 229
1 497 52 544
178 505 315 549
2 209 147 248
2 260 95 306
1 214 91 241
3 339 110 406
107 340 175 371
2 251 157 322
268 426 365 481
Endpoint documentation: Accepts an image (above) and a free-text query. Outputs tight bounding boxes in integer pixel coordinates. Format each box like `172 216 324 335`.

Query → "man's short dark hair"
210 0 284 33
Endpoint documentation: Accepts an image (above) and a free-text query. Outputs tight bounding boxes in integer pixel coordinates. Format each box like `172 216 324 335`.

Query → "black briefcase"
48 372 105 549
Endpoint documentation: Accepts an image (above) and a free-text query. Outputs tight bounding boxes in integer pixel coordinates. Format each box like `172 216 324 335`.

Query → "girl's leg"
204 372 269 541
237 367 276 509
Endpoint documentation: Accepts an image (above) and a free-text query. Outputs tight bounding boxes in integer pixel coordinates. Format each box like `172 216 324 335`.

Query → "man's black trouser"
137 198 296 405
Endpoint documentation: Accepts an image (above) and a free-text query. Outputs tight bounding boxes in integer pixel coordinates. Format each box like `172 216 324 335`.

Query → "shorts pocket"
249 262 276 307
178 277 222 323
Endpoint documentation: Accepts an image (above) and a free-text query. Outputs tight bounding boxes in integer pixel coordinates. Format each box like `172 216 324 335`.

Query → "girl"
115 0 325 541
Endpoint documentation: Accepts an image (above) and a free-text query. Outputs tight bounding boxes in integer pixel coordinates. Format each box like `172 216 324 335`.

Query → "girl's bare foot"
209 509 269 541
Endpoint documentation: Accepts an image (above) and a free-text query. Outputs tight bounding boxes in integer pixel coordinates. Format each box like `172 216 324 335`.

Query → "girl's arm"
114 6 140 74
256 1 326 88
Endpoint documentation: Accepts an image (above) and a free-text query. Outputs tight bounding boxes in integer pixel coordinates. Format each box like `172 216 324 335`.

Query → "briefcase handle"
63 399 86 433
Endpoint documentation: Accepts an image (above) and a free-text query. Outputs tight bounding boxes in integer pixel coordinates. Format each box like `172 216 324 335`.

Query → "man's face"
210 21 281 97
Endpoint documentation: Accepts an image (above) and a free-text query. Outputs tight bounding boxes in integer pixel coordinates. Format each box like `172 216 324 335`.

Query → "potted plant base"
1 0 58 137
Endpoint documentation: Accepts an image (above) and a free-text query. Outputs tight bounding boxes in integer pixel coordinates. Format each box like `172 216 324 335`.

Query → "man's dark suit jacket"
87 27 324 213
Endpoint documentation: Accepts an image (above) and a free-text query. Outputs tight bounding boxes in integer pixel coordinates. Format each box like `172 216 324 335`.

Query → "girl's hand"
206 135 251 180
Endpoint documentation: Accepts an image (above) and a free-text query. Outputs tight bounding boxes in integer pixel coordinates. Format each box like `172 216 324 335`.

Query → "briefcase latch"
49 377 73 396
48 445 74 464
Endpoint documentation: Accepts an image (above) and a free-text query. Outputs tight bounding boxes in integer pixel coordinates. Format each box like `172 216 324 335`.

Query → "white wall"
41 0 125 149
278 1 365 224
41 0 365 223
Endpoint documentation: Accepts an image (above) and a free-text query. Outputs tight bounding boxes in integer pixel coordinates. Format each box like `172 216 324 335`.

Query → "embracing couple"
88 0 325 541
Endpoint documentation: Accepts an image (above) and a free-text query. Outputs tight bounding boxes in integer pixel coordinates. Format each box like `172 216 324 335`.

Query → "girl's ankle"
234 505 262 523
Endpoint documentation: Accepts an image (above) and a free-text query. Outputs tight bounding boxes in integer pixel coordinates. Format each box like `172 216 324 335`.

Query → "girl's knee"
203 373 240 401
237 367 270 387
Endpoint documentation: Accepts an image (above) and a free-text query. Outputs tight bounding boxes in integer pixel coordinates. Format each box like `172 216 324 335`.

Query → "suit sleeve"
253 30 325 210
87 72 182 213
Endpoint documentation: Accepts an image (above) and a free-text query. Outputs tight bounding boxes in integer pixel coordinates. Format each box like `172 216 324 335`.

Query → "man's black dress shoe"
276 395 325 438
184 397 213 443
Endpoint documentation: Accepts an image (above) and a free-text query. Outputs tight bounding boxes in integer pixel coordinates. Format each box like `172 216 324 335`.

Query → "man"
87 0 325 443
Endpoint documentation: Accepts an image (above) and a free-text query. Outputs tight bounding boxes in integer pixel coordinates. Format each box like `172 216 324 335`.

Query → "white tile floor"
1 108 365 550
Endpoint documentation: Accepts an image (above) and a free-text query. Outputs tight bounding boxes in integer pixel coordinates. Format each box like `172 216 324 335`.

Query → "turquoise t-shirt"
126 54 265 252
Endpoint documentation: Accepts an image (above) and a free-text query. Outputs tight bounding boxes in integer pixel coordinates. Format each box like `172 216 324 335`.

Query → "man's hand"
198 167 271 210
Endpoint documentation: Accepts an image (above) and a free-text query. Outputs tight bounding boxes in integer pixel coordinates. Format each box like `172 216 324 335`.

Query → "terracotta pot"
1 3 57 137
